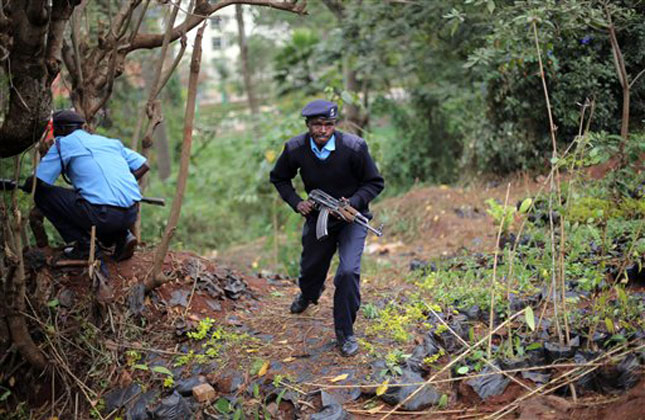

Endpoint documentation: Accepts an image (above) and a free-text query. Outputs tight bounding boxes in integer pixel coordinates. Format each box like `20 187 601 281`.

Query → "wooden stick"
182 262 200 318
302 361 605 390
348 408 477 416
532 20 567 345
89 225 96 278
52 259 89 268
488 183 510 359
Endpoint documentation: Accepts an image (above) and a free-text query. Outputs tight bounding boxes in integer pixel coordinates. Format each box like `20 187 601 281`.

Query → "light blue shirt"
37 129 146 207
310 135 336 160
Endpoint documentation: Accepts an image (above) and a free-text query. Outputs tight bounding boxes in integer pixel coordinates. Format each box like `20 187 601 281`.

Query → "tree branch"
128 0 306 51
605 7 630 141
629 67 645 89
46 0 80 78
156 33 187 99
140 1 181 157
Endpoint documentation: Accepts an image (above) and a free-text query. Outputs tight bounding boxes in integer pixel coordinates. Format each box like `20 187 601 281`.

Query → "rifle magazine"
316 208 330 240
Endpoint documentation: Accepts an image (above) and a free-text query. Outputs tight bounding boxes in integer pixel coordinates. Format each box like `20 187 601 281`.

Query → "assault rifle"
0 178 166 206
308 189 383 240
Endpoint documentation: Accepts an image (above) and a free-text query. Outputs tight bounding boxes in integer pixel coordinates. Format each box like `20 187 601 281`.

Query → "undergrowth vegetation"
357 131 644 386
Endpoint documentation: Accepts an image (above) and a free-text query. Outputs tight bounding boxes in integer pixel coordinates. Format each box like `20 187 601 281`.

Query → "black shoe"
290 293 313 314
62 243 91 260
113 231 137 262
339 335 359 357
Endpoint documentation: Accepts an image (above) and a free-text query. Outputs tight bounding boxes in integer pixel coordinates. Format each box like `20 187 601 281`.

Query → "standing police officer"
270 100 384 356
33 109 148 261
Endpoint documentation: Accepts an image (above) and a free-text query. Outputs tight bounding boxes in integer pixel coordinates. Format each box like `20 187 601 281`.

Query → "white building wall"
176 3 290 104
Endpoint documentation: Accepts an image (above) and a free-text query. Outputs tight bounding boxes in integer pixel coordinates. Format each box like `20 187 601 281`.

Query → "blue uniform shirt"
37 129 146 207
310 134 336 160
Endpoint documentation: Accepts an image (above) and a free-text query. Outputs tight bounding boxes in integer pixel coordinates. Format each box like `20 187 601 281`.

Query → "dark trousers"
299 217 368 336
34 183 138 247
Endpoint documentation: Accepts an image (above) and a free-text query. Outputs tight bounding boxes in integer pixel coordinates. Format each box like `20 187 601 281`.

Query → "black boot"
336 329 359 357
290 293 312 314
113 230 137 262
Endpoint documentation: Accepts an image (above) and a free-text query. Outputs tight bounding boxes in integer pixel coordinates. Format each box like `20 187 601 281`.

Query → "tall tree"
236 4 259 114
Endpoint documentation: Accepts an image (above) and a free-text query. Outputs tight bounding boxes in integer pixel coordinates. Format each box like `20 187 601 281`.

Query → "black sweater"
269 131 384 214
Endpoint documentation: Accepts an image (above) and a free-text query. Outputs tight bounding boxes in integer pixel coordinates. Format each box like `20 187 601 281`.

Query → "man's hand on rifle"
297 200 315 216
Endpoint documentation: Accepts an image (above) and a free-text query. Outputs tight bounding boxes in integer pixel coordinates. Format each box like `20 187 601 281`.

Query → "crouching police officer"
32 109 148 261
270 99 384 356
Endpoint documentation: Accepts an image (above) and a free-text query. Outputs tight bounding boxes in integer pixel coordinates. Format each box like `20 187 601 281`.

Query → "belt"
92 202 138 212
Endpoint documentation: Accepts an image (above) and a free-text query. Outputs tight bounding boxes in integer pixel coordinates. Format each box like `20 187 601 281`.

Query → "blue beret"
301 100 338 119
53 109 85 126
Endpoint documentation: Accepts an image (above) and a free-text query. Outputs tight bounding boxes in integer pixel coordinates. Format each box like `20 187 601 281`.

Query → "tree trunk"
145 24 204 291
154 118 172 181
0 3 52 157
321 0 367 135
343 56 366 135
235 5 259 115
4 213 47 369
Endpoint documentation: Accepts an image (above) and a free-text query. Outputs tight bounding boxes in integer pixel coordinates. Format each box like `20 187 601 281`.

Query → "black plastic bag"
126 391 157 420
105 384 142 413
151 391 193 420
224 275 246 299
380 369 440 411
175 376 206 396
406 334 442 373
310 391 349 420
465 362 510 400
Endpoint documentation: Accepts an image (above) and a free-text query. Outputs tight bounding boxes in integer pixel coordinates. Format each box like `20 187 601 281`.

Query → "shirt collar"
311 134 336 152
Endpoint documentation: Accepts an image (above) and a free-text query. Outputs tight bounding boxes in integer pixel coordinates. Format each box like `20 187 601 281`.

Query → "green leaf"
0 389 11 402
47 299 60 308
525 306 535 331
132 364 149 371
340 90 355 105
151 366 173 376
615 286 628 304
438 394 448 409
487 0 495 14
519 198 533 214
215 398 232 414
456 366 469 375
605 317 615 334
233 408 243 420
276 388 287 406
550 157 559 165
526 342 542 351
450 20 459 37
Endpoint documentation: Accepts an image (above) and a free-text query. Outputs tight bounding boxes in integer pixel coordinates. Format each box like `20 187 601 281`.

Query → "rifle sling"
55 138 73 186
